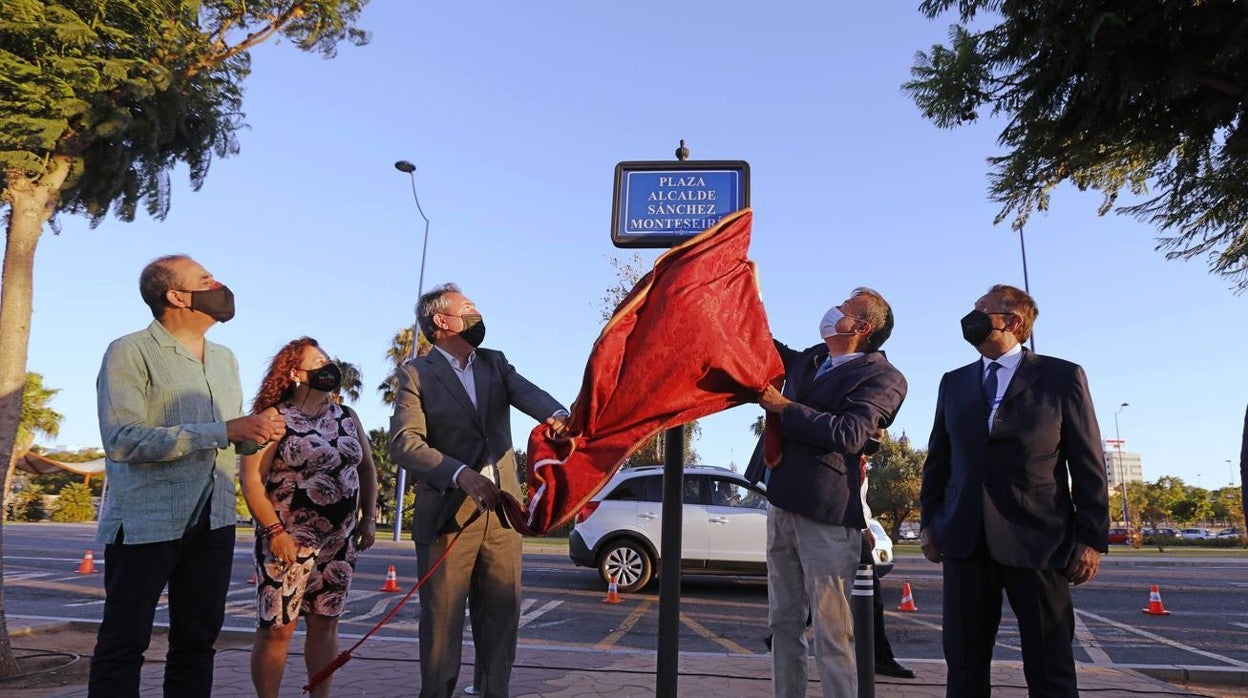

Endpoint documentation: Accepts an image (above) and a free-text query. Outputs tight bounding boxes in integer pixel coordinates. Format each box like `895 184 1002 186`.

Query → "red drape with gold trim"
502 209 784 535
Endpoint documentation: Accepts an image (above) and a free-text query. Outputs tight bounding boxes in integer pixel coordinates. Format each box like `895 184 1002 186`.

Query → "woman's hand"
355 519 376 551
269 531 298 565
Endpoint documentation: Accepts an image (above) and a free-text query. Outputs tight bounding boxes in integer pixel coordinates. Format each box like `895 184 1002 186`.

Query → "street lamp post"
390 159 432 542
1114 403 1130 529
1229 459 1235 487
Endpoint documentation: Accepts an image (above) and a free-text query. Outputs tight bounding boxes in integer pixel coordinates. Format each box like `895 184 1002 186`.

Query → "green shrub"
7 490 46 521
50 483 97 522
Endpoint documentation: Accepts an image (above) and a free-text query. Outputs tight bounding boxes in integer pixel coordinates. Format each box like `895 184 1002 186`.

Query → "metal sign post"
610 141 750 696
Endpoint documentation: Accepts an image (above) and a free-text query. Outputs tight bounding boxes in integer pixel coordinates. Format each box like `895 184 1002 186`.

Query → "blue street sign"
611 160 750 248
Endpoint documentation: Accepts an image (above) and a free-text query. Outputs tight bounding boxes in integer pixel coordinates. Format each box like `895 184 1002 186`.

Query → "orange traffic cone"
380 565 400 592
897 581 918 612
602 575 622 604
1141 585 1171 615
77 550 96 574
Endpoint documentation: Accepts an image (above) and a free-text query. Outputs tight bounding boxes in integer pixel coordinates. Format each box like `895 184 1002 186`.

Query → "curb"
1126 664 1248 687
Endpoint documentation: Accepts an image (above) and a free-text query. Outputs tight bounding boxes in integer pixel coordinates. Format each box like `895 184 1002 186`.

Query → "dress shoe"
875 660 916 679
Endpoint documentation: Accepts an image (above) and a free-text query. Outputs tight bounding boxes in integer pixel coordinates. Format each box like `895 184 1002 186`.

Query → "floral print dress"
255 401 364 627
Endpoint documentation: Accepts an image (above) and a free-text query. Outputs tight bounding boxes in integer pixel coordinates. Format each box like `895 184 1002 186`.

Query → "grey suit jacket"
389 347 565 544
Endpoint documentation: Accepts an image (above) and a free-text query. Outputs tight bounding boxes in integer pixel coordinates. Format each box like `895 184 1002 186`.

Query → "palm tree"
3 373 62 518
377 326 430 406
750 414 765 437
331 358 362 405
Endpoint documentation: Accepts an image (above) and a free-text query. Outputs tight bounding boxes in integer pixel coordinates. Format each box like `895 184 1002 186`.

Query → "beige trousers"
767 504 862 698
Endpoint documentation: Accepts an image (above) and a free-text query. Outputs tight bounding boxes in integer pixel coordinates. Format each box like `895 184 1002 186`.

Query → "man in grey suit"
390 283 569 698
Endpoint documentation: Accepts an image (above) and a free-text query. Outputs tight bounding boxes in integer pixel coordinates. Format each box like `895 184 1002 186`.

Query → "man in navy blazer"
746 287 907 698
919 284 1108 698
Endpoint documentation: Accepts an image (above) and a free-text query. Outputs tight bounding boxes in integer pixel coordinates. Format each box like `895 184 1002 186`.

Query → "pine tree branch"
185 3 305 78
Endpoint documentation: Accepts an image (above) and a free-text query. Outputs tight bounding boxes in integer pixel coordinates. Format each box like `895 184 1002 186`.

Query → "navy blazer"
746 342 907 528
919 349 1109 569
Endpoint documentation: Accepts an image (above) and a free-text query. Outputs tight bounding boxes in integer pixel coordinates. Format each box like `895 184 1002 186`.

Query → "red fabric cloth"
502 209 784 535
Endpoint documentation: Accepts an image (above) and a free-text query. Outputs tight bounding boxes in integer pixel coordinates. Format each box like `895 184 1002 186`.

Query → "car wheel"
598 538 653 593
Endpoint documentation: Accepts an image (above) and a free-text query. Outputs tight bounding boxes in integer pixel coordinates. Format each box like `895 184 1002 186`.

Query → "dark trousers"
942 547 1077 698
88 507 235 698
873 574 896 663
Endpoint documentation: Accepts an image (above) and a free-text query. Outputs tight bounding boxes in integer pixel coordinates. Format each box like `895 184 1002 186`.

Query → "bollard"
853 563 875 698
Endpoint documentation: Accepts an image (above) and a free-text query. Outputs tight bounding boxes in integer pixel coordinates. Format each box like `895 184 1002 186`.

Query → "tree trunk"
0 158 69 676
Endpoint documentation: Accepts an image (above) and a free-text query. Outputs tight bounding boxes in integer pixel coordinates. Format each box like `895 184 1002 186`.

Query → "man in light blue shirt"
89 254 285 698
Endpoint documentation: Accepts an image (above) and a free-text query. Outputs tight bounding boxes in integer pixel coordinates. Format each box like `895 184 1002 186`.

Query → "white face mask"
820 306 850 339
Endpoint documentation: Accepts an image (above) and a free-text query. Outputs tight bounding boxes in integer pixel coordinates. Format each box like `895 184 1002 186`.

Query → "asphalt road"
5 523 1247 671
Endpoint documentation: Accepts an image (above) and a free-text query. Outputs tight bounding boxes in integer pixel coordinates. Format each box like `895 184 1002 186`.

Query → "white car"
568 465 893 593
1179 527 1213 540
1217 527 1242 539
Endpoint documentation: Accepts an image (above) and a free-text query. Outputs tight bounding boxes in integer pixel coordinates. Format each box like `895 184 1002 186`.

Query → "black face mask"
305 363 342 393
458 313 486 348
960 310 995 346
181 285 235 323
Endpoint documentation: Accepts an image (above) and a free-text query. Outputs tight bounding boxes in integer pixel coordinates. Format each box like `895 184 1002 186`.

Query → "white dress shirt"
433 346 499 486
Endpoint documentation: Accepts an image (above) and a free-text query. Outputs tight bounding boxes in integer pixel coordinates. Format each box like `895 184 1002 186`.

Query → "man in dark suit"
746 287 907 698
919 284 1108 698
389 283 568 698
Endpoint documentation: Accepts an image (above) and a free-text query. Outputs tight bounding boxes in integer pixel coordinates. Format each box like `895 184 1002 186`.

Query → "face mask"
458 313 486 348
819 306 856 339
181 284 235 322
960 309 999 346
305 363 342 393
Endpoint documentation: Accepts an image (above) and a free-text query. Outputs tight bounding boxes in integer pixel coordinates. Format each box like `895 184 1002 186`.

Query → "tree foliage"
906 1 1248 289
3 372 62 515
49 481 94 522
1 0 369 222
377 325 430 406
331 357 362 404
865 431 924 540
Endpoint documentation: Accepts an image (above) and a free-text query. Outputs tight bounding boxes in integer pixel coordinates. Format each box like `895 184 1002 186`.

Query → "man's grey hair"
850 286 894 352
139 254 190 318
415 283 462 339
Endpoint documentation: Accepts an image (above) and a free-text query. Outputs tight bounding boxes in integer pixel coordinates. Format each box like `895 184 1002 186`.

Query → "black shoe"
875 660 916 679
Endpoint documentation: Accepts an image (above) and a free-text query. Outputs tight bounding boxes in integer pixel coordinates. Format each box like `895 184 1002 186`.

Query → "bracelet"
259 521 286 538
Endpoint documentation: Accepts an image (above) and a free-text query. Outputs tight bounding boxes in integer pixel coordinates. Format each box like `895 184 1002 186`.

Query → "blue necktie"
983 361 1002 406
815 356 835 380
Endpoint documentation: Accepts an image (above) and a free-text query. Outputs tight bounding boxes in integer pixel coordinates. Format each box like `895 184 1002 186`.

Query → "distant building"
1103 440 1143 487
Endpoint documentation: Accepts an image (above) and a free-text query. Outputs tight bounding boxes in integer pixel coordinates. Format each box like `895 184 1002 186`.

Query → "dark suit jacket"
746 342 907 528
389 347 565 544
919 349 1109 569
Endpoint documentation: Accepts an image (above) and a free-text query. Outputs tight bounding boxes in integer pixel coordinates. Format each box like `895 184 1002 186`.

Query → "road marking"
680 612 751 654
595 598 654 650
1234 623 1248 630
518 600 562 629
1073 609 1111 664
3 572 53 582
6 576 105 597
1077 610 1248 668
64 599 106 608
342 596 399 623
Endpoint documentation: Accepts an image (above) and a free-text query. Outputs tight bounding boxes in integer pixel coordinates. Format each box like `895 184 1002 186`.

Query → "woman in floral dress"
241 337 378 698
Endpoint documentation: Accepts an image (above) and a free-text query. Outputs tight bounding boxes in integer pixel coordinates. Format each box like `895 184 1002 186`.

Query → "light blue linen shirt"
95 320 243 545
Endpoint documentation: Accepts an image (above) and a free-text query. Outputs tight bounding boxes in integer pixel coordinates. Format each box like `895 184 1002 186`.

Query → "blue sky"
26 2 1245 493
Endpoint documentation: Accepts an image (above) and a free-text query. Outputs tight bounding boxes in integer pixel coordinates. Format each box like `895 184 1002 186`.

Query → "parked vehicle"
898 526 919 541
1179 527 1213 540
1216 527 1242 539
1107 527 1142 546
1147 527 1179 538
569 465 894 592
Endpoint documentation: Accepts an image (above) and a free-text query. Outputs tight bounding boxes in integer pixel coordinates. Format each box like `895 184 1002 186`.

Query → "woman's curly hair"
252 337 320 413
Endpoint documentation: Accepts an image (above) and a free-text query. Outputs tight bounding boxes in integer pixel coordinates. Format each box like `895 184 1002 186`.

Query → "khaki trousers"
416 502 522 698
767 504 861 698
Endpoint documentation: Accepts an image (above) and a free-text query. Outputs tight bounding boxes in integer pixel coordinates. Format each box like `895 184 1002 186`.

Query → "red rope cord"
302 510 483 693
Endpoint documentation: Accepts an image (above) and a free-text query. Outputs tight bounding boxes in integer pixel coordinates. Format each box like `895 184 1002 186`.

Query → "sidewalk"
42 629 1218 697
